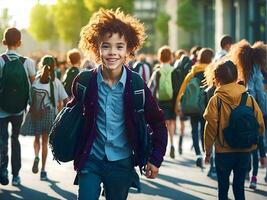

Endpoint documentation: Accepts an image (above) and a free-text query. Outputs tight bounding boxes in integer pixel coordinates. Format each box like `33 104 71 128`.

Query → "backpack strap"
1 55 26 64
250 95 255 111
239 92 248 106
131 72 145 112
1 54 9 63
75 70 95 104
49 79 56 107
19 56 26 64
217 97 224 147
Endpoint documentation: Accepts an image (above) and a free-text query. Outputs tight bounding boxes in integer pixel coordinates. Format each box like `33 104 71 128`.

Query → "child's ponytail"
251 41 267 71
39 55 56 84
230 39 253 84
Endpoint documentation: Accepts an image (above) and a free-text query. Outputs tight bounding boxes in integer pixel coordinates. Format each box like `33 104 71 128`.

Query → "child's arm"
252 97 265 135
258 135 267 167
144 85 168 169
203 96 218 160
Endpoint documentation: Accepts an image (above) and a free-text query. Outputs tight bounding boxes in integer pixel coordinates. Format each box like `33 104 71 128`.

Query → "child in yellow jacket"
203 60 265 200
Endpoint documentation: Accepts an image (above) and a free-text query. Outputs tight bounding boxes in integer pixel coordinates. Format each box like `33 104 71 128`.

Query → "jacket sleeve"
251 97 265 136
203 96 218 156
144 85 167 168
249 68 267 115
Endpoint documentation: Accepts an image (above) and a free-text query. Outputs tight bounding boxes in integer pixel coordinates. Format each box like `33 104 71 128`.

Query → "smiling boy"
67 8 168 200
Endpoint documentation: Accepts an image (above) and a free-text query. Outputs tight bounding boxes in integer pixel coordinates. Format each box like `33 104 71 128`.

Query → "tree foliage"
177 0 201 33
83 0 134 14
29 4 56 41
0 8 12 39
155 11 170 44
53 0 90 45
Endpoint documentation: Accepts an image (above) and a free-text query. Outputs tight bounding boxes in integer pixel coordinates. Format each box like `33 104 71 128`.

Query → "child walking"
21 55 68 180
67 8 167 200
62 48 82 97
204 60 265 200
149 46 176 158
0 27 36 186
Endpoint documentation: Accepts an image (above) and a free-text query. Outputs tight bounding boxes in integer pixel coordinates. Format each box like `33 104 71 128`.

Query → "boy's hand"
205 155 210 164
145 162 159 179
260 157 267 168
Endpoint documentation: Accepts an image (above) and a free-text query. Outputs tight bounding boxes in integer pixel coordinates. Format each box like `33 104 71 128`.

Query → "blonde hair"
79 8 146 63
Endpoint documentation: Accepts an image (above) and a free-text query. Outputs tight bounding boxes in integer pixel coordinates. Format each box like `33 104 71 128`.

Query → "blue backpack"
217 92 259 148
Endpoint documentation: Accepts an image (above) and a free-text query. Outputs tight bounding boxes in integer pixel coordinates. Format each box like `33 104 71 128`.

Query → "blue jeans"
0 115 23 177
190 115 205 156
78 155 134 200
215 152 250 200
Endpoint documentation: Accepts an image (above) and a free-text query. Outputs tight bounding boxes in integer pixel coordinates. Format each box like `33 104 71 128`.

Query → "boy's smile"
99 32 129 72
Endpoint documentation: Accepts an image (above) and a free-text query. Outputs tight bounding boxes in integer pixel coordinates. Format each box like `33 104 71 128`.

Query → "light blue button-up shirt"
90 66 132 161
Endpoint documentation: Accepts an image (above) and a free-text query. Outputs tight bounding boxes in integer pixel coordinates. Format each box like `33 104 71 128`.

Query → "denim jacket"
247 64 267 115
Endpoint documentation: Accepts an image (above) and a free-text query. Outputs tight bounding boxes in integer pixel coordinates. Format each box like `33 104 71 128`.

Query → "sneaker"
12 176 21 186
207 168 217 180
0 169 9 185
196 157 203 168
170 146 175 159
178 146 183 155
32 157 39 174
249 176 257 190
40 171 47 181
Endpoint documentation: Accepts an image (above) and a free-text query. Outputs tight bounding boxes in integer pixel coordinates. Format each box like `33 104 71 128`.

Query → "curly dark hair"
230 39 267 84
79 8 146 63
215 60 238 85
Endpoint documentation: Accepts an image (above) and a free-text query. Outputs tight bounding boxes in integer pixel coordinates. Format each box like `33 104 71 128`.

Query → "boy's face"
99 32 129 71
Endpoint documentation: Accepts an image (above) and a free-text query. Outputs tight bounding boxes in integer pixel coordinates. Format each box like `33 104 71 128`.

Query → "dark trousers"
190 115 205 155
78 155 134 200
0 114 23 177
215 152 250 200
248 150 259 176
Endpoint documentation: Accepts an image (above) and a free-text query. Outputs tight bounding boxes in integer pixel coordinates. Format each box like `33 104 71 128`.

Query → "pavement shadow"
46 179 77 200
133 179 204 200
163 158 196 168
0 184 59 200
246 187 267 197
146 173 218 199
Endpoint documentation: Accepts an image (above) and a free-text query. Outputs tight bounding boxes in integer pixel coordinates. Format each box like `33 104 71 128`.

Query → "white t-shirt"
0 50 36 118
32 78 68 113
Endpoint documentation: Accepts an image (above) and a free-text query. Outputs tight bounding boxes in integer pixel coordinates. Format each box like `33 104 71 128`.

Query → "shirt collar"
5 49 19 55
97 65 127 89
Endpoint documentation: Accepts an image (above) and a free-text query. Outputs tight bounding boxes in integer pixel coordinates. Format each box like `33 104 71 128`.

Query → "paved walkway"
0 121 267 200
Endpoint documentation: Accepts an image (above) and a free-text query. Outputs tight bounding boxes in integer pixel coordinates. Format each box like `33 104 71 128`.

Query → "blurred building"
134 0 158 52
168 0 267 51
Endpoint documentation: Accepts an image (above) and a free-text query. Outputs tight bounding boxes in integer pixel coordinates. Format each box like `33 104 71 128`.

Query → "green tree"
29 3 56 41
0 8 12 39
177 0 201 36
53 0 90 45
83 0 134 14
155 11 170 45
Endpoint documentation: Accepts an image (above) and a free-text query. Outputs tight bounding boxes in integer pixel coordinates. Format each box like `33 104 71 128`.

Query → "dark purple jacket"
68 67 167 172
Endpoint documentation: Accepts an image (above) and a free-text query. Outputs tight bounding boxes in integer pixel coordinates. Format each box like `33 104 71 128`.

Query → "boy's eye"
117 46 124 49
101 44 109 49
